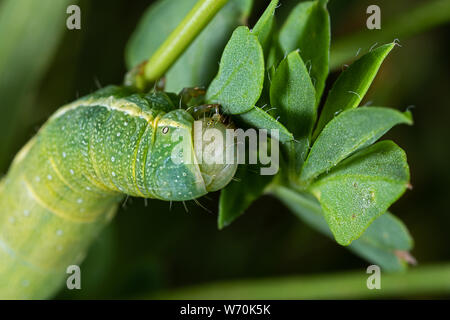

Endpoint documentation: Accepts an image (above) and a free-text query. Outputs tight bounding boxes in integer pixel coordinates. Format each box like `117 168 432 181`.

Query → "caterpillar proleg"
0 86 237 299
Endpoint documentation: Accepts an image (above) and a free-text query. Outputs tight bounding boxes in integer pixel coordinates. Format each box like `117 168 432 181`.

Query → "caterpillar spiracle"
0 85 237 299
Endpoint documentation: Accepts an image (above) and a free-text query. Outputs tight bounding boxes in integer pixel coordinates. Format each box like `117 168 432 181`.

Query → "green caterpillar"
0 86 237 299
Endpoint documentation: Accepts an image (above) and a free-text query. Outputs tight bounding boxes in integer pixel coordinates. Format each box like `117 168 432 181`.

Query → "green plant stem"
330 0 450 70
150 263 450 299
144 0 229 82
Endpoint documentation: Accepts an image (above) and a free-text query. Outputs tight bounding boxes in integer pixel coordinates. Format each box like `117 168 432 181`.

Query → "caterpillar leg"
191 104 220 119
180 87 206 107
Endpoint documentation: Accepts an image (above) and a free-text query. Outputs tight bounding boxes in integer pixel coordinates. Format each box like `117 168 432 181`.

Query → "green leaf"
125 0 252 92
309 141 410 245
218 164 274 229
313 44 395 139
279 0 330 103
272 186 413 271
266 32 283 70
206 26 265 114
269 51 316 175
252 0 278 52
349 213 414 271
0 0 74 170
356 211 413 251
270 51 316 140
300 107 413 183
236 107 294 143
257 24 281 107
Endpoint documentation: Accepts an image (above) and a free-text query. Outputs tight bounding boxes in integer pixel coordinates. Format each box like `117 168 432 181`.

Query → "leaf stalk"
144 0 229 83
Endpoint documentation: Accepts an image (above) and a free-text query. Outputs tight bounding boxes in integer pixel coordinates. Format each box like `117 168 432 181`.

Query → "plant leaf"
253 0 280 106
206 26 265 114
236 107 294 143
218 164 274 229
257 23 281 107
313 43 395 139
270 51 316 140
269 51 316 175
252 0 278 53
272 186 413 271
309 141 410 245
125 0 253 92
300 107 413 183
279 0 330 103
266 35 283 70
349 212 414 271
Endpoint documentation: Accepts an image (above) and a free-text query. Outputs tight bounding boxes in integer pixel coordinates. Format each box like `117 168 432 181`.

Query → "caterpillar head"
194 116 238 192
146 109 237 201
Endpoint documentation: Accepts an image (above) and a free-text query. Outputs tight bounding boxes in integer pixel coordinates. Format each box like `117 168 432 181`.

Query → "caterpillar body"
0 86 237 299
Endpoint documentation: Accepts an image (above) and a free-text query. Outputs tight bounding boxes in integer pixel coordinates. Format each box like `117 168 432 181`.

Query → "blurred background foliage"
0 0 449 299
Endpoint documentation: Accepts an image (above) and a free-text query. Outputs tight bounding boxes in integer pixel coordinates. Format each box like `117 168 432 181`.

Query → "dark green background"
0 0 448 298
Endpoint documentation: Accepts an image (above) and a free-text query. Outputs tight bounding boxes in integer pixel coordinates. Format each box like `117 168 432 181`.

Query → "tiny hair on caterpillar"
0 86 237 299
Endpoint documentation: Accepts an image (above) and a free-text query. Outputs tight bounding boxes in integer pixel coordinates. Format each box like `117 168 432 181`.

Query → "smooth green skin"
206 26 265 114
309 141 410 245
0 86 236 299
279 0 330 104
273 186 413 272
313 44 395 139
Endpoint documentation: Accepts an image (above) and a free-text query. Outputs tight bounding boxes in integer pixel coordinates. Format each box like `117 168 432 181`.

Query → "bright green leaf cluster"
127 0 415 270
301 107 412 183
203 0 413 261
